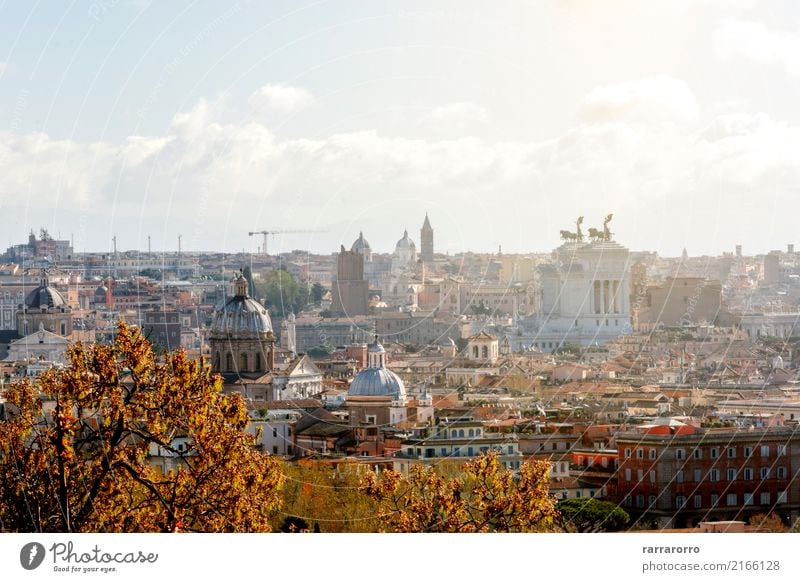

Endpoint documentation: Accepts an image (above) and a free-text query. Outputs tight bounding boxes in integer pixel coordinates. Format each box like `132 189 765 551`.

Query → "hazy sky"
1 0 799 257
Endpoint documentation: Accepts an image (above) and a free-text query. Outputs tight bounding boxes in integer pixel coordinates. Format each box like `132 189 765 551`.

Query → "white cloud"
248 84 315 113
581 75 699 124
714 19 800 76
3 78 800 254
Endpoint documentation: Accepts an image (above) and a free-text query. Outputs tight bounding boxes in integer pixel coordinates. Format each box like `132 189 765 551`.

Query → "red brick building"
615 424 800 528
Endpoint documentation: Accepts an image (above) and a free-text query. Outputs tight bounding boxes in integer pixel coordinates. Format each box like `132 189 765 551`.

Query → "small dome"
348 367 406 399
368 341 386 354
351 231 371 253
395 229 416 252
24 273 67 309
94 284 108 302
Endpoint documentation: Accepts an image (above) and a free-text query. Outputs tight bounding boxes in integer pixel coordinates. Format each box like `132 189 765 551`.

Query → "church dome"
351 231 371 253
348 367 406 399
24 273 67 310
394 230 416 252
348 338 406 400
210 272 272 337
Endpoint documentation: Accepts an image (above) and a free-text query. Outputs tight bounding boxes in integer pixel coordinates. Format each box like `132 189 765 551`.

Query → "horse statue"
560 229 577 241
588 227 602 241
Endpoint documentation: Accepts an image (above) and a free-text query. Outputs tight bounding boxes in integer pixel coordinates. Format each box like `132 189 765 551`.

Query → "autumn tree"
748 513 788 533
0 322 284 533
362 452 558 532
276 460 381 533
557 498 630 532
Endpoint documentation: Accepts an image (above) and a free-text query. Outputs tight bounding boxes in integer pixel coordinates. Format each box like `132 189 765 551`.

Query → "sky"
1 0 800 257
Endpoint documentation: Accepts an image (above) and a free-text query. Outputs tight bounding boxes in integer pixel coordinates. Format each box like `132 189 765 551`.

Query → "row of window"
623 491 788 509
624 466 788 482
624 444 786 460
405 445 515 458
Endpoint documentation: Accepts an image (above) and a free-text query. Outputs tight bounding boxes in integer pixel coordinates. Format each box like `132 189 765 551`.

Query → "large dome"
348 367 406 399
210 272 272 337
24 274 67 309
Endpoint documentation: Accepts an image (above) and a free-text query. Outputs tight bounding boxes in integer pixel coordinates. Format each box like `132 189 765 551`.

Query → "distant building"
533 220 632 346
420 214 434 263
330 246 369 317
763 251 781 285
391 230 417 272
634 276 722 331
142 308 181 352
17 272 73 337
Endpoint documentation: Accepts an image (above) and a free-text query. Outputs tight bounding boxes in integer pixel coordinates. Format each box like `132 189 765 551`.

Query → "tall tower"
420 213 434 262
330 246 369 317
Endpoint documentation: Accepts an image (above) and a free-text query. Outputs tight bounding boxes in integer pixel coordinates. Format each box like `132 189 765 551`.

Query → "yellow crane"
247 229 322 255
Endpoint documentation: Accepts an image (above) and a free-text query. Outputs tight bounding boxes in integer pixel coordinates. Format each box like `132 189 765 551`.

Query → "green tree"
557 498 630 532
311 282 326 305
254 269 309 316
0 322 284 532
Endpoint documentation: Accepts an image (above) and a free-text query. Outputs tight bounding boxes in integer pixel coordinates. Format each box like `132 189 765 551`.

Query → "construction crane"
248 229 322 255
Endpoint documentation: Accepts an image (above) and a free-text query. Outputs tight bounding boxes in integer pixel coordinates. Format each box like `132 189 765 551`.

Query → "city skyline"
1 2 800 255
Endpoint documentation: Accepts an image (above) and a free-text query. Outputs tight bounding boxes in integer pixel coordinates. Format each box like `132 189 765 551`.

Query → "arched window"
226 352 233 372
459 429 465 438
255 352 262 370
482 346 488 358
473 346 478 357
468 429 474 437
240 353 248 372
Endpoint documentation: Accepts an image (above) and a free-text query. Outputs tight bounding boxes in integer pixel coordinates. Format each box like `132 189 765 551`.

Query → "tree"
310 282 326 305
362 452 558 532
254 269 309 316
276 460 380 533
749 513 788 532
0 322 284 532
557 498 630 532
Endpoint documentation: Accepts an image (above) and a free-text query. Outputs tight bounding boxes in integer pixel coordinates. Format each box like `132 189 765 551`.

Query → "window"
711 494 719 506
710 469 720 482
468 429 474 437
676 470 684 484
676 449 685 460
710 447 719 459
624 448 632 458
693 495 702 509
727 468 736 481
744 493 753 506
272 428 277 438
637 469 643 481
778 466 787 479
625 469 632 481
726 493 737 506
649 449 656 460
760 492 771 505
745 446 753 457
636 448 644 459
693 448 702 460
761 467 770 479
507 445 513 454
778 491 788 503
694 469 702 482
649 470 656 483
648 495 656 506
778 444 786 456
636 494 644 508
727 447 736 458
576 491 582 499
675 495 686 509
761 445 770 458
744 468 753 480
272 446 278 454
441 448 447 456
